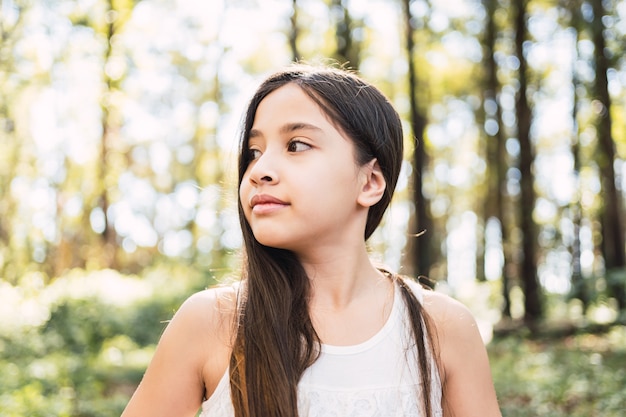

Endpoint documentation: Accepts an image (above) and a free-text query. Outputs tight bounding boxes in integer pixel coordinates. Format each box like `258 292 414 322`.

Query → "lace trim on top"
201 377 441 417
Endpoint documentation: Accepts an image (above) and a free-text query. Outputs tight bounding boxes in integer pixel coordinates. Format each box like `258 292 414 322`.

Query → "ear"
357 159 386 208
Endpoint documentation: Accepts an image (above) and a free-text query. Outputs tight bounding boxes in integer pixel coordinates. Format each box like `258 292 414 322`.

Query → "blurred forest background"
1 0 626 415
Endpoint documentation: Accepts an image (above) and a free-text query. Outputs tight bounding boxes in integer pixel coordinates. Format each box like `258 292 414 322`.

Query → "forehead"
249 83 356 148
254 84 325 122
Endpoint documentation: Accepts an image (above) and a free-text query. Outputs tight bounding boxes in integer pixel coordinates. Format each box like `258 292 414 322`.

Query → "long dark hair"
230 64 440 416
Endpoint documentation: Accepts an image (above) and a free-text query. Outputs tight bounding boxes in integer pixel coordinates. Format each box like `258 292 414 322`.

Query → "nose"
248 152 278 185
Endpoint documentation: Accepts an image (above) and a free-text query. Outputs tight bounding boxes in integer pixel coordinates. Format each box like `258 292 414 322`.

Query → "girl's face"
239 83 375 254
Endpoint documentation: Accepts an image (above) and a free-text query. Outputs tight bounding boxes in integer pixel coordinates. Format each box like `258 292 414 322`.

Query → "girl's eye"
248 148 262 160
287 140 311 153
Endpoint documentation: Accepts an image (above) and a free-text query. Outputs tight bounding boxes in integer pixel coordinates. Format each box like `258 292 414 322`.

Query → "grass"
488 326 626 417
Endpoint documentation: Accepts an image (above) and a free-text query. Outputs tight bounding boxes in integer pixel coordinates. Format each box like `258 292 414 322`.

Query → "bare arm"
121 287 235 417
424 291 502 417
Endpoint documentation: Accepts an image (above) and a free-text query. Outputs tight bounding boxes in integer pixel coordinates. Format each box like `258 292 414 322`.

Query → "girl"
121 64 502 417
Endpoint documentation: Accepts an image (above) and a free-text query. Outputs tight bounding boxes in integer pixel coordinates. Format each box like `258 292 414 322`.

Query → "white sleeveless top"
199 279 443 417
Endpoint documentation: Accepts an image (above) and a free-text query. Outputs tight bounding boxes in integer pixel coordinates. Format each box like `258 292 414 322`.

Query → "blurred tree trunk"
566 0 589 314
197 25 228 271
402 0 431 277
331 0 361 68
288 0 300 62
52 157 83 277
482 0 512 317
0 3 25 283
590 0 626 311
514 0 543 324
95 0 125 269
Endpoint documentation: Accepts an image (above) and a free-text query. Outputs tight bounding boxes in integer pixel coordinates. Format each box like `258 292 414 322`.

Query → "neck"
297 244 390 310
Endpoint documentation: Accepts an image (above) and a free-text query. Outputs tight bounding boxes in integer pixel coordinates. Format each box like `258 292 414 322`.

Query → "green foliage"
0 267 210 417
489 327 626 417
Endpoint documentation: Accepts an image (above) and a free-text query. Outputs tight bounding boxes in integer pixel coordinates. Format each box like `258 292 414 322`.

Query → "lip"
250 194 289 213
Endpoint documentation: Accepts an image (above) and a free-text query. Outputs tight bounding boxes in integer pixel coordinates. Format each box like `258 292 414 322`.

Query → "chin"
257 237 305 253
254 235 288 249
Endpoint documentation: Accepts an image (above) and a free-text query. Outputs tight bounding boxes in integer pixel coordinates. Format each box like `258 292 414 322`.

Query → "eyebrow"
249 122 323 139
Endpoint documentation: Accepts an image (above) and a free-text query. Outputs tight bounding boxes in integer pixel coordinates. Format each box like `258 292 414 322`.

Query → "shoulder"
421 290 483 350
176 284 239 321
421 289 477 332
420 290 488 379
401 280 502 416
150 283 240 376
170 284 239 346
120 283 240 417
399 277 481 349
158 284 241 395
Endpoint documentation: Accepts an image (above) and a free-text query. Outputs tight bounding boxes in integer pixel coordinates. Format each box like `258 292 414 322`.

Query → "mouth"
250 194 289 213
